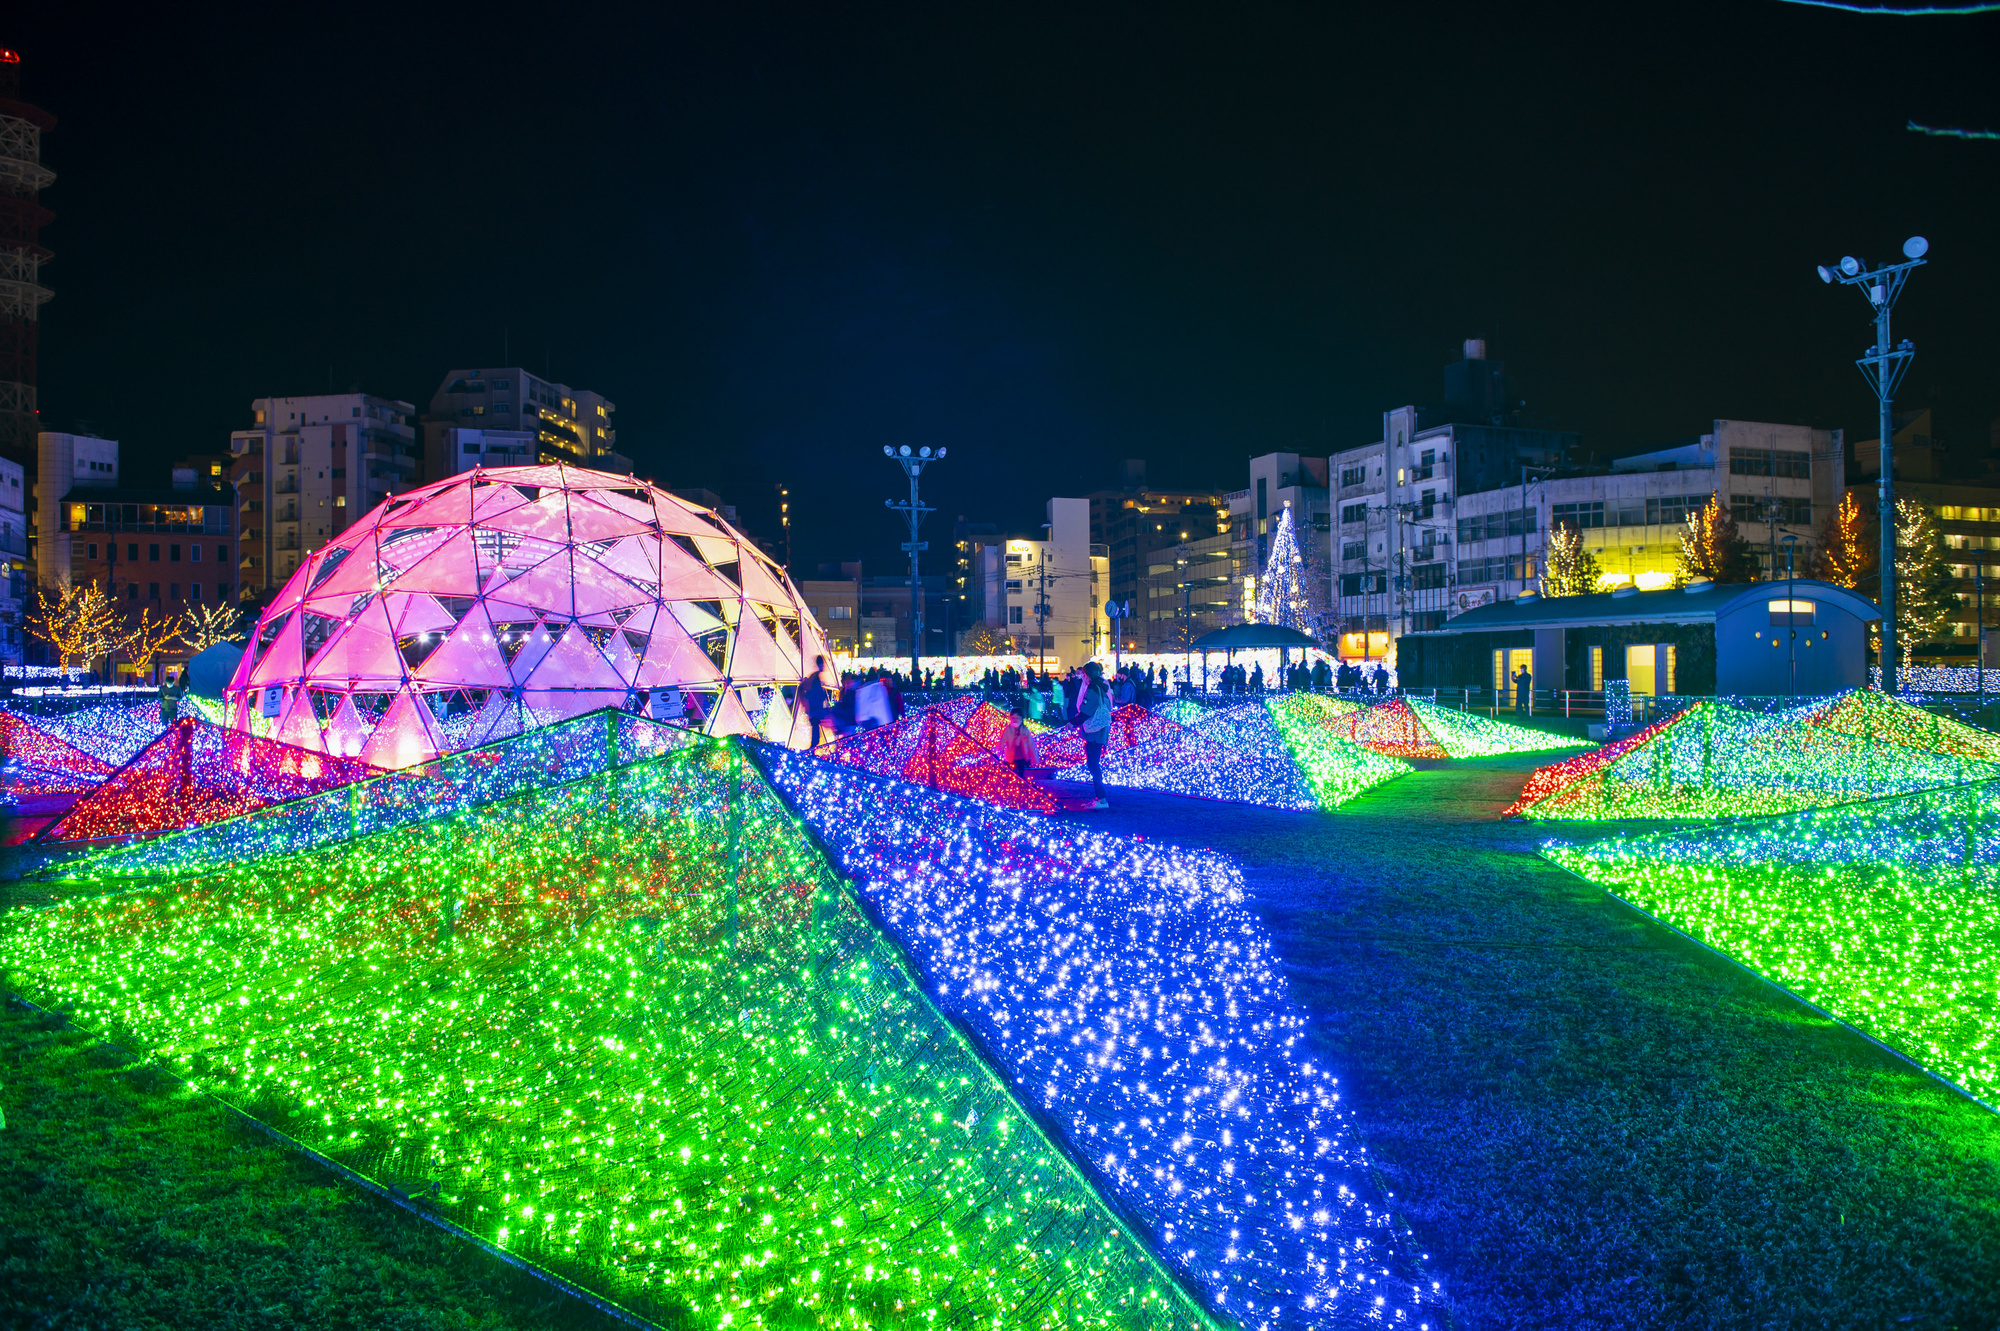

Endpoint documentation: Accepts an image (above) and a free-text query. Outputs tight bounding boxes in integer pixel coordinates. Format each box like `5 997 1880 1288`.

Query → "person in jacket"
997 706 1038 775
1077 661 1113 809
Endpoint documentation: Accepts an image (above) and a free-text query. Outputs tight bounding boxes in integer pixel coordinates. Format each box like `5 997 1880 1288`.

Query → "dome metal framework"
226 464 831 767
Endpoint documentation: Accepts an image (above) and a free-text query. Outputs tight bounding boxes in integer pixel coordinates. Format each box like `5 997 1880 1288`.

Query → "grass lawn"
1077 758 2000 1329
3 753 1999 1329
0 1000 631 1331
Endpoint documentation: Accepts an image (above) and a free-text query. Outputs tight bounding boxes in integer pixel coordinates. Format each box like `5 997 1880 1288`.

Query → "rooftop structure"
422 367 629 481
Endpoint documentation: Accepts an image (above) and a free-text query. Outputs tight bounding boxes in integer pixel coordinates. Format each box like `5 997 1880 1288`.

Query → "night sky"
12 3 1999 574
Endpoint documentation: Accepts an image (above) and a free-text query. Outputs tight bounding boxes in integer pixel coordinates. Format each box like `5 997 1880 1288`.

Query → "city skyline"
8 3 1999 575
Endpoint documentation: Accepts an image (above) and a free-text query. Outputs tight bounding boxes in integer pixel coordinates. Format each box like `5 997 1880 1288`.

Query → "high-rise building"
422 367 630 481
967 499 1109 668
229 394 419 598
0 49 53 475
1086 460 1236 652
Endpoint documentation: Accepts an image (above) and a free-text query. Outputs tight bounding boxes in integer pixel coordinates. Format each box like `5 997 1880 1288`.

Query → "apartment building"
799 563 862 658
969 498 1109 668
228 394 419 598
1086 461 1236 651
35 432 234 671
0 453 23 662
422 367 629 480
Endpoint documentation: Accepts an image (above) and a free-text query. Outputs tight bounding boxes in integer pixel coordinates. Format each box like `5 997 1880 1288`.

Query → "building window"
1340 465 1366 487
1257 478 1268 519
1550 501 1605 530
1730 448 1810 478
87 543 97 559
148 582 160 599
170 583 181 600
191 544 201 563
1342 540 1366 560
170 544 181 562
1005 579 1023 593
149 544 160 561
128 586 138 601
1589 645 1604 689
189 583 201 603
1341 502 1368 525
217 545 230 563
1009 606 1024 624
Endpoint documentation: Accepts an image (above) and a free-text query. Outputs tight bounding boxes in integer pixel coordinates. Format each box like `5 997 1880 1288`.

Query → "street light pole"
882 445 945 681
1783 532 1799 699
1819 237 1928 694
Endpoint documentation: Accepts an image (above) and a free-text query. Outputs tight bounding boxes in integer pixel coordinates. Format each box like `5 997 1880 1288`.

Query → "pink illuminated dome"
226 465 832 767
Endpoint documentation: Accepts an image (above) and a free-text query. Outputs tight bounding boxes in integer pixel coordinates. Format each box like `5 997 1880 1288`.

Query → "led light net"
1399 699 1587 759
35 717 382 845
20 700 168 767
226 464 832 768
52 708 693 883
818 697 1062 812
759 748 1431 1327
1162 700 1409 810
1797 688 2000 762
0 744 1208 1330
1544 777 2000 1106
1036 704 1187 768
1509 699 2000 822
0 710 117 795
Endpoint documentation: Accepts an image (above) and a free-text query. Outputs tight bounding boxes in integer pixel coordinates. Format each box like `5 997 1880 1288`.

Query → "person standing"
1077 661 1112 808
1513 663 1532 716
801 655 831 746
1373 662 1391 696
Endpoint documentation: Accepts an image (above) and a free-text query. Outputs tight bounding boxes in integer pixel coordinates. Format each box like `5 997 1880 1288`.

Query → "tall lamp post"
1782 532 1799 699
1818 236 1928 694
882 445 944 681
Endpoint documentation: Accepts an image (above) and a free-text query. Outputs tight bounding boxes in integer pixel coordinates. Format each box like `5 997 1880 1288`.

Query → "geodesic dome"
226 464 832 767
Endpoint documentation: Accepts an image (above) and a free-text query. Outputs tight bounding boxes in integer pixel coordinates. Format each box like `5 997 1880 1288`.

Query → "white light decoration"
225 465 831 767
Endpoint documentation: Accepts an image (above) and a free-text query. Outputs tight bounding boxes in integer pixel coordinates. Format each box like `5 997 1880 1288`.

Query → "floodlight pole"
1821 242 1925 694
883 446 943 680
1783 533 1799 699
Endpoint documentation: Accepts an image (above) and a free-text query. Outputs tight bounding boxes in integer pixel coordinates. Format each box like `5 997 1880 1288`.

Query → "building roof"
57 485 233 506
1191 623 1318 651
1428 579 1880 633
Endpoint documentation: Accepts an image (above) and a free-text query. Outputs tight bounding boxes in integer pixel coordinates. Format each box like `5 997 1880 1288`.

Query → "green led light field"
1545 780 2000 1106
1403 698 1586 758
1259 696 1409 807
1513 699 2000 822
0 742 1208 1330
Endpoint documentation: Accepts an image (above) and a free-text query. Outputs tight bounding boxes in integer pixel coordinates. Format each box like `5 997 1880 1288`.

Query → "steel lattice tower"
0 48 53 466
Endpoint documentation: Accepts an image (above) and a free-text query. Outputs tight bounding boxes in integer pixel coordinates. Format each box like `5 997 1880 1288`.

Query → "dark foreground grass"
1068 761 2000 1330
4 764 2000 1330
0 1001 630 1331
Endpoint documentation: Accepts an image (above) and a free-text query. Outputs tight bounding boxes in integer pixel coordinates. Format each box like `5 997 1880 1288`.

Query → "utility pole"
882 445 944 680
1035 555 1049 673
775 485 791 572
1783 533 1799 699
1819 237 1928 693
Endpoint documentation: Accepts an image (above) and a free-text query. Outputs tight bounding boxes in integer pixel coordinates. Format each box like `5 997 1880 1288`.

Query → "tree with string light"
1540 521 1604 597
1812 490 1872 591
1894 497 1957 668
1674 494 1757 585
29 582 119 670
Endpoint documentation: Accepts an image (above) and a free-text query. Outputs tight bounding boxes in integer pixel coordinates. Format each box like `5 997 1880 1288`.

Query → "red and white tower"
0 47 54 466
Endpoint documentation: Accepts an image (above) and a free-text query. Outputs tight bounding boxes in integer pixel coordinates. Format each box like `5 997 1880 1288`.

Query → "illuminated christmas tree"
1253 504 1314 630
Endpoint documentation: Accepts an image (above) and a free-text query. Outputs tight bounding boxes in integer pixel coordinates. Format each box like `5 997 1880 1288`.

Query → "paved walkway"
1054 757 2000 1329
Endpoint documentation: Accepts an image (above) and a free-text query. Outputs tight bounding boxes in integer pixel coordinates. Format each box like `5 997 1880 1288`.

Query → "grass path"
1070 759 2000 1329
